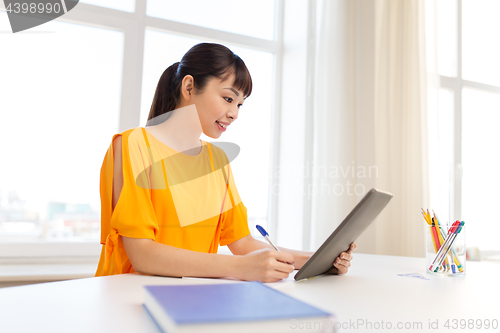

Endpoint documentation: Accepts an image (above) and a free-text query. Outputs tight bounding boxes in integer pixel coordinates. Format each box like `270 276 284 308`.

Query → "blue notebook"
143 282 333 333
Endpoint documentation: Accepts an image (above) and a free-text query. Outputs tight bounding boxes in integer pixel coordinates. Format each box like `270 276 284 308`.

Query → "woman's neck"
148 104 203 154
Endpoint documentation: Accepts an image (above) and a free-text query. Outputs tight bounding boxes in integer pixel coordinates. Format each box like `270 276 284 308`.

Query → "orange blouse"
95 127 250 276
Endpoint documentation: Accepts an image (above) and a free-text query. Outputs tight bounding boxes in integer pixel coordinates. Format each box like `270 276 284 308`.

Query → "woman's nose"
229 107 239 121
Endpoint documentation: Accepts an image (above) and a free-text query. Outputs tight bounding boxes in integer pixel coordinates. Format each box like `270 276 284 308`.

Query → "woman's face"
191 74 246 139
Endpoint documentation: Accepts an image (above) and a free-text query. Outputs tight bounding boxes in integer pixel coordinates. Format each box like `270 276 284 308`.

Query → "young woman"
95 43 356 282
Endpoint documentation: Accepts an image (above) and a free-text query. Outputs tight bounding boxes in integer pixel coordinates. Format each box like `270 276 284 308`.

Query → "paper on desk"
181 270 313 287
397 272 429 280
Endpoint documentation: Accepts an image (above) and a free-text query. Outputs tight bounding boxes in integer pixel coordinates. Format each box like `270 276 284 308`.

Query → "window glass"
428 89 454 224
425 0 436 73
146 0 275 40
141 31 274 239
79 0 135 12
0 12 123 242
462 0 500 86
462 88 500 250
437 0 457 77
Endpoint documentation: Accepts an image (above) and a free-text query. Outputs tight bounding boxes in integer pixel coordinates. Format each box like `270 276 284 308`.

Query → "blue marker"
256 225 294 266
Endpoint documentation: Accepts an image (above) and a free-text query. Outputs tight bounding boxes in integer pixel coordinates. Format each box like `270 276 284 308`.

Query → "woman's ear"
180 75 194 101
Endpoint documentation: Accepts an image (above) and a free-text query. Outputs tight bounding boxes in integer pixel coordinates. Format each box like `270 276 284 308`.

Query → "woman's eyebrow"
224 88 247 99
224 87 239 96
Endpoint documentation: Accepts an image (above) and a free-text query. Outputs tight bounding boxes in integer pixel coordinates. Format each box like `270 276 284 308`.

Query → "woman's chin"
204 132 221 139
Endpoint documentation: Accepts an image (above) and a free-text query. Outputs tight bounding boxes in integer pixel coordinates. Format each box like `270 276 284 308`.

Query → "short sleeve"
219 162 251 246
100 130 159 243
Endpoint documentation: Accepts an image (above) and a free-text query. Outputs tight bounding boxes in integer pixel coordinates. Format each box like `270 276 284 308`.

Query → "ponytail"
146 62 181 126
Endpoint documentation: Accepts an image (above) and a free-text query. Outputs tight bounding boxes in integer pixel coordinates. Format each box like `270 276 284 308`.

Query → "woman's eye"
237 104 243 108
224 97 233 103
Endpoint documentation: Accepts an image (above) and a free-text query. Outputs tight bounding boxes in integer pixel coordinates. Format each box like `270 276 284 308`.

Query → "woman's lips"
216 121 226 132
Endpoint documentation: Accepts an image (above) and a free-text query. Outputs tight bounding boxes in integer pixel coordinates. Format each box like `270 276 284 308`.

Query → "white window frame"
429 0 500 226
0 0 284 261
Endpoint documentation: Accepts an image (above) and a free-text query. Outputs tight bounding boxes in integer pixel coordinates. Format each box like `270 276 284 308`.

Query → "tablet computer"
294 188 393 281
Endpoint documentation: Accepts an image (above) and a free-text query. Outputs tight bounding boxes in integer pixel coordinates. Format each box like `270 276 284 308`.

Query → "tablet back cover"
294 188 393 281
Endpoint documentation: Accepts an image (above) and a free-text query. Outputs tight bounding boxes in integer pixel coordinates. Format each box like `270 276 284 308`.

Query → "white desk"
1 254 499 333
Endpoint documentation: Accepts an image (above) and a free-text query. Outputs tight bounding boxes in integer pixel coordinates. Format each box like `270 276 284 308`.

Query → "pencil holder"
425 221 466 276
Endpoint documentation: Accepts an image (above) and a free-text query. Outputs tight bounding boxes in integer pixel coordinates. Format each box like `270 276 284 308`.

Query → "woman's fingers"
347 242 357 253
331 244 356 275
339 251 353 261
275 260 295 273
336 266 347 274
333 260 351 274
334 257 351 268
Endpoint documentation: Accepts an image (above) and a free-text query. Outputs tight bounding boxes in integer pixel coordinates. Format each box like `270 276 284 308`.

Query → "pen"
434 221 464 272
428 220 459 271
256 225 294 266
429 221 463 272
433 217 451 271
422 209 445 272
433 211 463 272
422 209 462 273
431 217 448 271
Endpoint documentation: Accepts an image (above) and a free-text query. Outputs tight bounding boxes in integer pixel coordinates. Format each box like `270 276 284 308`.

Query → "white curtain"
309 0 429 257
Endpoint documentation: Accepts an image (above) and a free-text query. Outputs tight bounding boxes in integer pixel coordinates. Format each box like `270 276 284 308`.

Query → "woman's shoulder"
107 127 139 145
106 128 154 181
108 127 149 148
107 127 151 166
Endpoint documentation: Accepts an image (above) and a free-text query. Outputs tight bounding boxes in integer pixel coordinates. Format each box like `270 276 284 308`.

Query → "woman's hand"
325 242 357 275
234 248 295 283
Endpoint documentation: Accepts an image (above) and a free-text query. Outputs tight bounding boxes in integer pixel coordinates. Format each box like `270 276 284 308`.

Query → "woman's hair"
146 43 252 126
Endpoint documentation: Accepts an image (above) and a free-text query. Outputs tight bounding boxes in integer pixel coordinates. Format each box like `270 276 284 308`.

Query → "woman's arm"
122 236 237 278
121 236 295 282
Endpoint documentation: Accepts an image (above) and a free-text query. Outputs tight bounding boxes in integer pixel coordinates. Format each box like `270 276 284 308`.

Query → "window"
426 0 500 252
0 11 123 243
146 0 275 40
0 0 281 257
462 89 500 250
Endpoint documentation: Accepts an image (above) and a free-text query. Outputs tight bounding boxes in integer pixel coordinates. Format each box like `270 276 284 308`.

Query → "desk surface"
1 254 499 333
